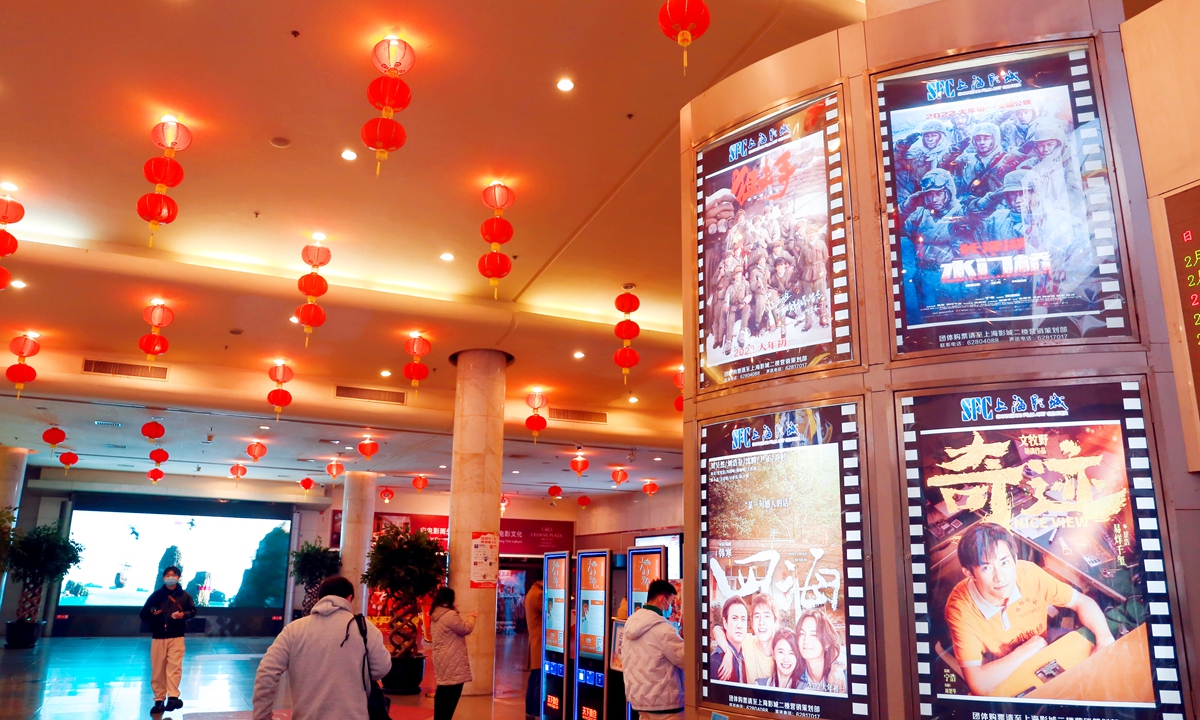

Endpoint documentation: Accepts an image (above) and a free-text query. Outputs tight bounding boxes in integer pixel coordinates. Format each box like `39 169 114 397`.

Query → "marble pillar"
0 447 29 609
865 0 940 17
447 349 507 696
339 470 377 613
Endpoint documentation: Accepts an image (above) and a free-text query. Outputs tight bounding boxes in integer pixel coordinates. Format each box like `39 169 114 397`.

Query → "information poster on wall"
876 44 1133 355
700 402 871 719
696 88 855 389
578 553 607 659
1163 185 1200 469
610 619 626 672
899 379 1185 720
470 531 499 589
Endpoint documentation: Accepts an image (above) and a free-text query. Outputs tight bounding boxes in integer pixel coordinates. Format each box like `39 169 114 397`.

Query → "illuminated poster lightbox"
628 547 665 614
876 43 1133 355
574 550 610 720
696 88 855 390
700 402 872 719
900 379 1185 720
543 551 570 720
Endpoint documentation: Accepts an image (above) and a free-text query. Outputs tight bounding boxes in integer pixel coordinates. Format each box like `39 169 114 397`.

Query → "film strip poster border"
874 42 1134 357
695 88 855 392
698 399 872 719
899 379 1185 720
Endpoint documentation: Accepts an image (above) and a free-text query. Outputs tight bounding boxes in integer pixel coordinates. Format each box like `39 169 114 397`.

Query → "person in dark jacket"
139 566 197 715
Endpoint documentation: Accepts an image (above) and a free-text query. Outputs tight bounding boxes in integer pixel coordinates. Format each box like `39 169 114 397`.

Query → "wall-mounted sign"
469 531 499 589
329 512 573 555
1162 185 1200 470
875 43 1133 355
543 552 571 720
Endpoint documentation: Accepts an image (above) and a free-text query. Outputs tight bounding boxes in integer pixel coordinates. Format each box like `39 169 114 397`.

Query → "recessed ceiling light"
511 470 520 474
654 457 662 461
439 465 447 469
610 484 617 489
151 298 166 306
0 182 17 192
341 149 357 161
439 252 454 261
289 316 299 324
532 386 543 393
557 78 574 92
10 280 26 289
25 331 40 339
380 370 392 377
311 232 326 241
259 425 270 430
409 331 422 338
628 396 639 403
274 358 286 366
573 351 585 359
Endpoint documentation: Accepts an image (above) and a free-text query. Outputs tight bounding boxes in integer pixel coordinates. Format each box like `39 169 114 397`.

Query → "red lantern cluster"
247 441 267 463
42 427 66 450
525 389 548 443
296 240 331 346
380 486 395 504
658 0 710 73
403 333 431 388
358 436 379 460
0 194 24 290
137 117 191 247
412 474 428 492
673 367 685 412
7 334 39 398
613 290 641 383
362 36 414 175
478 182 515 298
139 300 174 362
268 361 294 420
570 453 589 478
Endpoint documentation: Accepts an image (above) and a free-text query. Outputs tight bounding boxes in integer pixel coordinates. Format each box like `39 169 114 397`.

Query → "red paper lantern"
295 302 326 343
358 438 379 460
658 0 710 72
148 468 165 484
412 474 428 492
673 370 685 389
481 183 515 216
143 157 184 188
138 333 170 359
7 363 35 396
10 335 40 358
674 395 684 412
614 346 640 377
143 304 175 328
59 451 79 473
267 388 292 413
477 251 512 297
404 335 432 358
361 117 407 175
137 192 178 227
150 119 193 152
42 427 66 449
570 455 589 477
269 365 294 384
380 487 395 504
247 441 267 462
0 197 25 226
300 477 315 491
230 464 248 479
612 469 628 485
480 217 513 245
525 413 547 439
578 495 591 509
403 361 429 385
643 481 659 497
149 447 169 467
526 391 547 411
297 272 328 299
615 292 641 314
0 230 18 257
0 266 9 291
372 36 416 75
615 319 640 342
141 421 165 442
548 485 563 499
301 243 332 268
525 390 548 442
367 76 412 114
326 460 345 478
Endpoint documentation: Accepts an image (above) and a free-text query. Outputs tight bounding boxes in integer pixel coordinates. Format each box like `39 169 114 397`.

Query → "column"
865 0 940 18
339 471 377 614
0 447 28 609
447 349 508 696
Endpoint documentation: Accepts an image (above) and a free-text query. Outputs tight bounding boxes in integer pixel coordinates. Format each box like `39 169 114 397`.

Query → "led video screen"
876 43 1132 354
578 553 607 660
696 88 854 389
59 510 292 608
700 402 872 719
900 379 1185 720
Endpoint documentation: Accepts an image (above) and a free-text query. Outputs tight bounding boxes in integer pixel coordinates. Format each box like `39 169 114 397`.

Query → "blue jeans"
525 669 540 717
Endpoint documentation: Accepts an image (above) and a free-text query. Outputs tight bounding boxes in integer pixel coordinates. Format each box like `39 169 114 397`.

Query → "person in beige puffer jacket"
430 587 477 720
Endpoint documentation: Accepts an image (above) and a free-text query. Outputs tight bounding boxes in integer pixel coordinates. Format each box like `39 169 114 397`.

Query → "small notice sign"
469 531 499 588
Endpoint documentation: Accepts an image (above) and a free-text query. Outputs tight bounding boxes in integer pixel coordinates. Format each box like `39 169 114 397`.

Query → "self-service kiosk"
620 545 667 720
573 550 611 720
541 551 571 720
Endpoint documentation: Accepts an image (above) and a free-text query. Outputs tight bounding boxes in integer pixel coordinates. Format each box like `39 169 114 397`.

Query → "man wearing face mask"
623 580 685 720
140 566 197 715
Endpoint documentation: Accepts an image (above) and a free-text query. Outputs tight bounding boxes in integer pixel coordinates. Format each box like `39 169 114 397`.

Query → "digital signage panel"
696 88 855 390
700 401 872 719
574 550 611 720
543 552 570 720
900 379 1185 720
628 547 665 613
875 43 1133 355
1162 185 1200 469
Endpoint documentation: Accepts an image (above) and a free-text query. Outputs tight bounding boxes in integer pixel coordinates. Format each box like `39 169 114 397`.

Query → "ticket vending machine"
622 545 667 720
542 551 571 720
573 550 611 720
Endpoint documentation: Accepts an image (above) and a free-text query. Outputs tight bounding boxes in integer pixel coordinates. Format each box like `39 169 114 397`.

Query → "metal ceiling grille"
83 359 168 380
547 407 608 424
335 386 407 405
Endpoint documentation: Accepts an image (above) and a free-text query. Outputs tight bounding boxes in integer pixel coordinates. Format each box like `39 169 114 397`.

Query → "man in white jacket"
622 580 685 720
252 576 392 720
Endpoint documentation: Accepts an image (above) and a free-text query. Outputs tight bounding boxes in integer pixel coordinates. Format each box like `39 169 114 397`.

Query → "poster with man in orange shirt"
902 380 1185 720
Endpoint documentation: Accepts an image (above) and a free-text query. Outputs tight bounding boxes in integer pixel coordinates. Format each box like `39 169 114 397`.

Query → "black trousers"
434 683 464 720
525 668 541 717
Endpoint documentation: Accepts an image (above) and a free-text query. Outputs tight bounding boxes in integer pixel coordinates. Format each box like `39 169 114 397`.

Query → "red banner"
330 511 573 556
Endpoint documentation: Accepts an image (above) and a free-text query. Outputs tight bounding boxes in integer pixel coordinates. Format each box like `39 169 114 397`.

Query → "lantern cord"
148 233 154 249
494 287 498 300
376 160 382 177
684 49 688 76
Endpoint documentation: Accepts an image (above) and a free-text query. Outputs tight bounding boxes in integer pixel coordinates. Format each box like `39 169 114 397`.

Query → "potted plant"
290 537 342 616
362 523 446 695
6 522 83 649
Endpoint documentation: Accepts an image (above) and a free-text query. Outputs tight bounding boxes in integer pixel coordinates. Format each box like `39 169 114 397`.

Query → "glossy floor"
0 634 530 719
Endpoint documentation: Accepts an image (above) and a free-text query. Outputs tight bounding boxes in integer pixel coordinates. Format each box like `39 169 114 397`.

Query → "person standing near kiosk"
622 580 684 720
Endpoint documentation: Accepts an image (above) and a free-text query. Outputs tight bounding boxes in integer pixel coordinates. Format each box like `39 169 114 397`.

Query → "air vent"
335 386 407 405
94 420 123 428
83 359 168 380
548 407 608 424
318 439 342 445
296 458 319 463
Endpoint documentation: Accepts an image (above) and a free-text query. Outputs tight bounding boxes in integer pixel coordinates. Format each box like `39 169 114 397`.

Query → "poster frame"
868 37 1144 363
574 549 612 720
892 374 1190 720
695 395 877 720
690 80 863 397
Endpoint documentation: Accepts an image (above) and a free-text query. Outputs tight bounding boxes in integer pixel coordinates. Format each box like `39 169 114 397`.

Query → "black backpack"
354 614 392 720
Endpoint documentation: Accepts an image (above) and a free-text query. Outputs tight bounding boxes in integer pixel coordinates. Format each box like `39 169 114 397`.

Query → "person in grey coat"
430 586 478 720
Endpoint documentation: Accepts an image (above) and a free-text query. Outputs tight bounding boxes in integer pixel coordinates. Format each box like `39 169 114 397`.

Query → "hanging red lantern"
0 197 25 226
481 183 516 216
674 395 684 412
269 364 294 384
149 447 169 467
358 437 379 460
613 346 640 379
480 217 513 245
7 334 39 398
477 251 512 298
301 243 332 269
615 292 641 315
299 477 315 495
139 117 191 247
144 303 175 328
615 319 640 342
297 272 328 299
477 183 515 298
247 441 267 462
296 242 331 346
141 421 165 443
59 451 79 474
525 389 548 442
143 157 184 188
412 474 428 492
148 468 165 484
380 487 395 504
403 361 430 386
403 333 431 388
548 485 563 499
326 460 345 479
362 37 414 176
578 495 592 509
10 334 40 359
267 362 294 419
643 481 659 497
42 427 66 449
673 367 685 412
267 389 292 416
361 117 407 175
658 0 711 73
372 36 416 75
137 333 169 360
367 76 412 115
614 290 641 383
570 455 589 478
525 413 547 440
0 231 15 258
295 302 326 345
0 266 9 292
230 463 248 479
151 118 193 152
137 300 174 362
6 363 35 397
612 469 629 485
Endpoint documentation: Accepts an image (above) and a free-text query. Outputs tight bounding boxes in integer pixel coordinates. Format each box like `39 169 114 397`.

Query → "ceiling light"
10 280 25 289
511 470 520 474
573 351 585 359
0 182 17 192
259 425 270 430
380 370 392 377
532 386 543 393
274 358 286 366
439 465 447 469
160 115 178 123
654 457 662 461
151 298 166 306
678 365 685 372
439 252 454 261
628 396 639 403
311 232 326 241
25 331 40 339
341 149 357 161
557 78 574 92
289 316 299 324
611 484 618 488
409 331 422 338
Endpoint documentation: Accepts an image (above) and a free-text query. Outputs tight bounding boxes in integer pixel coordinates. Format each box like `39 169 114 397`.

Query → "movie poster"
696 89 855 390
900 379 1186 720
496 570 526 635
700 402 871 719
876 43 1133 354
